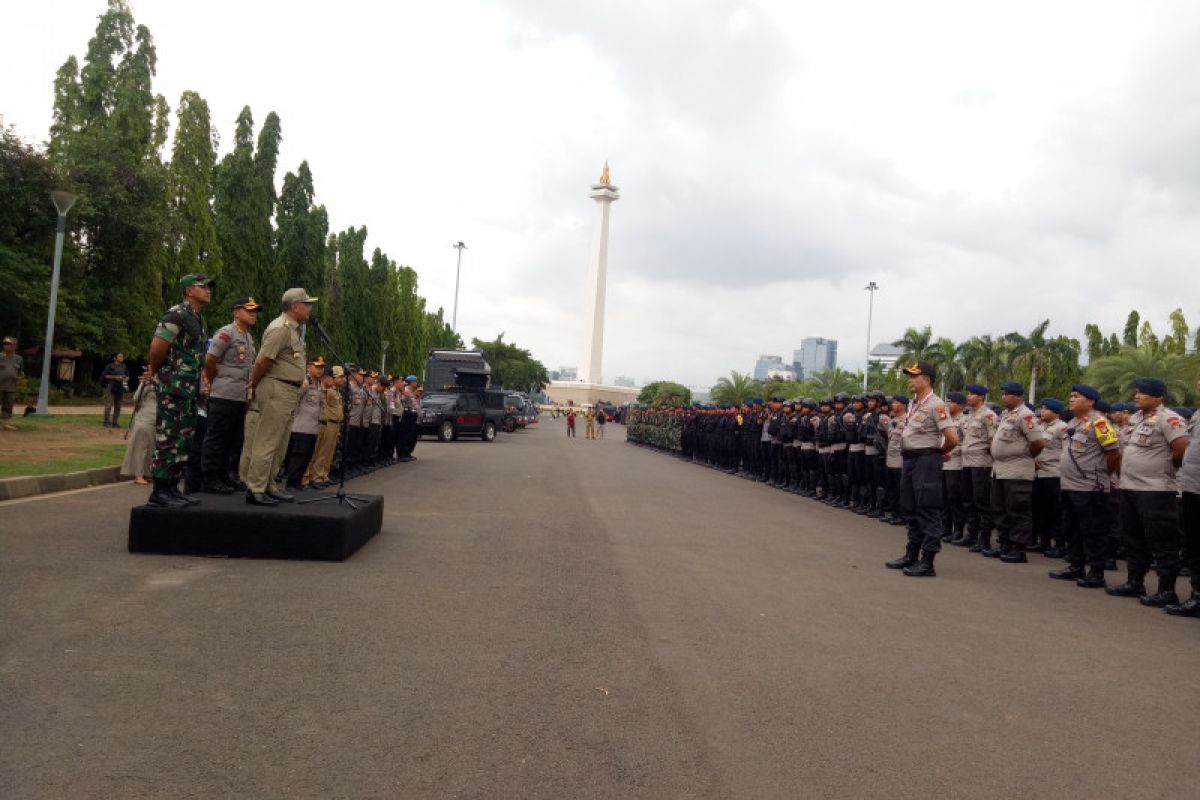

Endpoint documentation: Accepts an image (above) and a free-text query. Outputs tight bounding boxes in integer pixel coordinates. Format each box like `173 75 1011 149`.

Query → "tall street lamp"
37 190 78 415
380 340 389 377
451 241 467 334
863 281 879 390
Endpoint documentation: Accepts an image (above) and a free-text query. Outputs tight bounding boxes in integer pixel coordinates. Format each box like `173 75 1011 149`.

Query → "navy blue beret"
1071 384 1100 402
1041 398 1064 415
1174 407 1194 420
966 384 989 396
1096 399 1111 413
999 381 1025 395
946 391 967 404
892 394 909 405
1134 377 1168 397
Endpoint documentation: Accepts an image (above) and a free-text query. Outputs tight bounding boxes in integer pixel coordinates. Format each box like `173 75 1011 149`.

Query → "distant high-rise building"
796 338 837 378
754 354 785 381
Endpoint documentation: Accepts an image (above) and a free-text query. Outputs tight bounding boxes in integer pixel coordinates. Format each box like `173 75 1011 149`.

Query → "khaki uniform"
240 314 306 493
306 385 344 484
0 352 22 419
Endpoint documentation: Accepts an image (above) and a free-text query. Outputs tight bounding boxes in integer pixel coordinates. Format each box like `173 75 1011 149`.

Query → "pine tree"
214 107 275 310
165 90 221 302
48 0 170 358
276 161 328 298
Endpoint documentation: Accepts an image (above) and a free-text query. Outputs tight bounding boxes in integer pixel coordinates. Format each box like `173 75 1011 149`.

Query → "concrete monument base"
545 381 639 408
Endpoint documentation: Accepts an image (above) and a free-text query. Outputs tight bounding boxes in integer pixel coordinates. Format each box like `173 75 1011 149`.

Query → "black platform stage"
128 492 383 561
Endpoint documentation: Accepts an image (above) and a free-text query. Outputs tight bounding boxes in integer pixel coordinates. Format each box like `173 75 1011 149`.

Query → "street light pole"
380 340 389 377
37 190 78 415
863 281 878 391
451 241 467 334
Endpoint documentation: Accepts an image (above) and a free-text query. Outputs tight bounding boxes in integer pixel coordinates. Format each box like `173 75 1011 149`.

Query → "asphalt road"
2 419 1197 799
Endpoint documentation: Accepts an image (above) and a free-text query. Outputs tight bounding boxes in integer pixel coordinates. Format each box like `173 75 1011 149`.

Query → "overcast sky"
5 1 1200 387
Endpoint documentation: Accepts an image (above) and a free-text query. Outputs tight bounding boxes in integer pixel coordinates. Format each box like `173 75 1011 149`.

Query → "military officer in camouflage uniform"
242 287 316 505
144 272 212 508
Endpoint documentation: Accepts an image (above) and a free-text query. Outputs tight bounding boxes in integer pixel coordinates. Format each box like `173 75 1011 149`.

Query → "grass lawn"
0 413 131 479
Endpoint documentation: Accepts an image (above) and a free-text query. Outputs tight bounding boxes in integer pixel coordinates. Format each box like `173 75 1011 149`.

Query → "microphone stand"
299 317 371 510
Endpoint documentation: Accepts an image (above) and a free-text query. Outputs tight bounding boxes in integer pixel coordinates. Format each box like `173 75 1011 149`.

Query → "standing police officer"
242 287 316 505
886 362 958 577
985 381 1045 563
1106 377 1189 607
144 272 212 508
201 296 260 492
1048 384 1120 589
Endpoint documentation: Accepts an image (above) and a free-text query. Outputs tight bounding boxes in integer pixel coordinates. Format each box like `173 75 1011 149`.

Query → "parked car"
595 401 618 422
418 390 506 442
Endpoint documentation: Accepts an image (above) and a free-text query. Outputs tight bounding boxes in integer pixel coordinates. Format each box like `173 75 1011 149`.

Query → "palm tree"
1085 345 1199 405
710 371 763 405
806 368 863 396
958 334 1010 392
1003 320 1079 403
892 325 938 366
930 337 964 396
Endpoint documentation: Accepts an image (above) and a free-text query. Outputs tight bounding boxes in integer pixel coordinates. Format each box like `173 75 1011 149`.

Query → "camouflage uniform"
151 302 207 480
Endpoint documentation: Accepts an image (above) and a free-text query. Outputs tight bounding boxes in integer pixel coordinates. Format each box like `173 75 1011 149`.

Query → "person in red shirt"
566 402 577 438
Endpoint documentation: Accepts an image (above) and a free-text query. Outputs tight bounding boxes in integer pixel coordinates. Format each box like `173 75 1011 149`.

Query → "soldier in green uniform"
144 273 212 508
242 287 316 505
1 335 23 425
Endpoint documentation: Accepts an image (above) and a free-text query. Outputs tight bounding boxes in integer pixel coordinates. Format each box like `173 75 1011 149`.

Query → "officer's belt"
902 447 941 459
830 443 847 451
268 376 302 387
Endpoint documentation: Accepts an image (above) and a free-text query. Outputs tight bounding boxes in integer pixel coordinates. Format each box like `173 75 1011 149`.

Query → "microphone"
309 316 334 347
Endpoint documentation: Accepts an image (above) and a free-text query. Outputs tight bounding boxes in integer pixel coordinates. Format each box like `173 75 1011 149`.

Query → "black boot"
168 483 200 507
1049 565 1085 581
1105 571 1147 598
147 478 188 508
1139 575 1179 608
886 543 920 570
1165 587 1200 617
201 475 235 494
969 528 991 554
903 549 937 577
1075 566 1107 589
1000 548 1029 564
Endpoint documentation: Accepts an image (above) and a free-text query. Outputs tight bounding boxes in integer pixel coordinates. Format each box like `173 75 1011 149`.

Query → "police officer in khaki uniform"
1033 398 1068 555
1048 384 1121 589
241 287 316 505
201 296 260 492
961 385 999 552
0 335 23 425
886 362 958 577
1106 377 1189 607
284 356 325 490
986 381 1045 563
304 365 345 488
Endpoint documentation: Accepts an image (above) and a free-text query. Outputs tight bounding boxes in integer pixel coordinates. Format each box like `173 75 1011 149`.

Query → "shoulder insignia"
1023 414 1034 429
1169 416 1183 428
217 331 231 342
936 404 948 421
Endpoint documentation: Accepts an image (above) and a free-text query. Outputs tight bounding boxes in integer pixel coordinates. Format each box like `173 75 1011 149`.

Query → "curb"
0 464 126 502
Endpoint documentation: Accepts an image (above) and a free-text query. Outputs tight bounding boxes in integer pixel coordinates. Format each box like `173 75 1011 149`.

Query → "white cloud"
5 0 1200 388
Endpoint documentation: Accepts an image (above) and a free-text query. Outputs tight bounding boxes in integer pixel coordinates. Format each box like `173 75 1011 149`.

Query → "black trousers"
963 467 994 540
183 411 207 490
886 466 902 513
1061 490 1110 571
381 416 399 459
367 423 383 462
398 411 419 457
1119 490 1181 577
1181 493 1200 589
942 469 966 534
201 397 246 479
284 431 317 488
901 450 944 552
991 478 1034 550
348 425 369 466
1033 476 1062 547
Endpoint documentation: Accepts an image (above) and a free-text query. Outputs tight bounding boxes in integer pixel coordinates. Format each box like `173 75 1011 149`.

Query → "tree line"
1 0 461 386
708 310 1200 408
